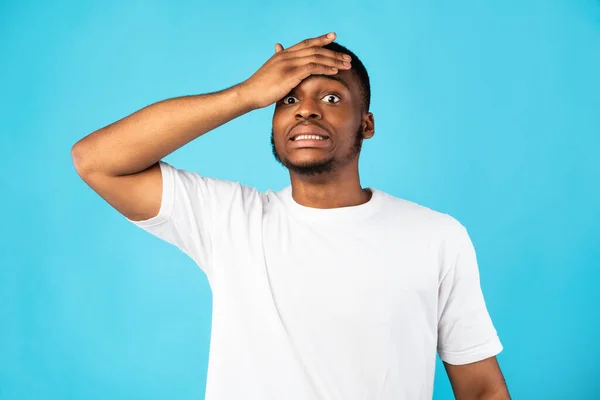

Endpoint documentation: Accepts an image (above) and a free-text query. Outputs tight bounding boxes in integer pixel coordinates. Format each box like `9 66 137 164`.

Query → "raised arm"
71 32 352 221
71 87 254 221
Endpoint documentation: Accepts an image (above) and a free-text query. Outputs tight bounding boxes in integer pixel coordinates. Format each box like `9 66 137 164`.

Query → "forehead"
297 70 358 93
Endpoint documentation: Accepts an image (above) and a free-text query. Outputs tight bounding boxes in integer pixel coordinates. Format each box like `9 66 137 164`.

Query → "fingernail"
343 54 351 60
327 32 335 38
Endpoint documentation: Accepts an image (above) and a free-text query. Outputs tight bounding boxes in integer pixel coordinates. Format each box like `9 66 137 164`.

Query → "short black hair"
323 42 371 112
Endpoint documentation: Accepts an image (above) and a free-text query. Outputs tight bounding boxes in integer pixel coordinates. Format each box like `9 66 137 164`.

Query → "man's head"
271 42 374 177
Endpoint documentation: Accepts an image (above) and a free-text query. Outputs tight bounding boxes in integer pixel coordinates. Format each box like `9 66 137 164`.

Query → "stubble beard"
270 127 364 176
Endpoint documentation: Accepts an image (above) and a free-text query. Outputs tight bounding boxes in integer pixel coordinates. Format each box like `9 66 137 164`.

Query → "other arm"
437 221 509 399
444 357 510 400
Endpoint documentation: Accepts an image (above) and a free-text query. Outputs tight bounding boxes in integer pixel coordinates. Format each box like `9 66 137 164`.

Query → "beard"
271 126 364 176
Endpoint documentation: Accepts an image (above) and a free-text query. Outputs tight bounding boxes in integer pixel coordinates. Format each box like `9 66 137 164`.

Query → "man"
72 32 510 400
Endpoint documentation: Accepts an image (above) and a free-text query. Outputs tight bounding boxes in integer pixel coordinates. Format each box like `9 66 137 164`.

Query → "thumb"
275 43 284 53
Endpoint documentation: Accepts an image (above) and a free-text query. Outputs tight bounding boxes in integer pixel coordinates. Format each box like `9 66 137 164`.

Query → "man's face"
270 70 371 176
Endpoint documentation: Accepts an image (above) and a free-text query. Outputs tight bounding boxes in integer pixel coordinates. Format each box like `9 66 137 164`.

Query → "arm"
71 87 255 221
71 32 351 221
437 222 508 399
444 357 511 400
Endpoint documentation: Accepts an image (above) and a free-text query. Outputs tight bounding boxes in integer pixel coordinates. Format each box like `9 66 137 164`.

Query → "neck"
288 166 371 209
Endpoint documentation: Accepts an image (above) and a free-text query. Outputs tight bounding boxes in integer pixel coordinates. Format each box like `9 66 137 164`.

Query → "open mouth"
287 133 332 149
290 134 330 141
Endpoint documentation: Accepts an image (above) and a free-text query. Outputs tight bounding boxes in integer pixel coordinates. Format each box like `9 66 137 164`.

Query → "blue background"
1 0 599 399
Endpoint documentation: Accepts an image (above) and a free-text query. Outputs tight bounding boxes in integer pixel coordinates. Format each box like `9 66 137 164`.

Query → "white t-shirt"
128 161 503 400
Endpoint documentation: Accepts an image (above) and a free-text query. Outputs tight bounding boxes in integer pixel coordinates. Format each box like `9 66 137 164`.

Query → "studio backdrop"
1 0 599 399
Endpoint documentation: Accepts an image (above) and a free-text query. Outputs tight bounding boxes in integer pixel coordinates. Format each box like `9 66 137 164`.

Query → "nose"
295 97 322 120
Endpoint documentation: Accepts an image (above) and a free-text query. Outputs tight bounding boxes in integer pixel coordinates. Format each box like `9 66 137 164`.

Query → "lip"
288 137 331 149
288 123 330 141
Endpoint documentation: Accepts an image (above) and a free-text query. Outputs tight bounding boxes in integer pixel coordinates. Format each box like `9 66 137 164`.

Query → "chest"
261 218 440 326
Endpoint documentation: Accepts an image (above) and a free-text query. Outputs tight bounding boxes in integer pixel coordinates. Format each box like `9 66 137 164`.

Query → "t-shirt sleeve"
126 161 234 279
437 222 503 365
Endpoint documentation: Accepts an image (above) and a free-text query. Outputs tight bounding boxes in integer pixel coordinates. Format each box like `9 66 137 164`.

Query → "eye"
282 96 299 105
322 94 341 103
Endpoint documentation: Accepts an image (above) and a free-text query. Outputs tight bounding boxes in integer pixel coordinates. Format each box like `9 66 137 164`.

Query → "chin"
284 157 336 176
288 155 334 167
290 155 327 164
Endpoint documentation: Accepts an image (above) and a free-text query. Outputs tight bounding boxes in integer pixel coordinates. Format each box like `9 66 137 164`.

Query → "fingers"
288 54 351 71
285 32 337 52
296 62 340 81
286 45 351 64
286 45 351 61
272 32 351 86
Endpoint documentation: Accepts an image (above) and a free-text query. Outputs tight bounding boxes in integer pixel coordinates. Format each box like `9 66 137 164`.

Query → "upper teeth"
294 135 327 141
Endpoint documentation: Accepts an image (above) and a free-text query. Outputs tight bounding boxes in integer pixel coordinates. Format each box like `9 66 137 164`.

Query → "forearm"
468 386 511 400
454 384 511 400
476 393 511 400
72 84 254 177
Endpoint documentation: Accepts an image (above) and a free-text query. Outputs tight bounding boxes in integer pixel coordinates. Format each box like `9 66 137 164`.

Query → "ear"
362 112 375 139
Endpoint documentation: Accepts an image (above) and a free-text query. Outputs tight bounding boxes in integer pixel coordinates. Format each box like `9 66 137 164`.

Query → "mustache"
292 120 328 130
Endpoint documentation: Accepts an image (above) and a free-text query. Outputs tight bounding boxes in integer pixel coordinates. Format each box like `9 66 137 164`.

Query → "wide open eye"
282 96 299 105
322 94 341 103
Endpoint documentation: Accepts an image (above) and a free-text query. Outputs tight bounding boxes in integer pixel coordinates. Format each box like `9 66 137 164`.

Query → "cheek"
331 103 359 123
334 112 361 138
272 112 287 135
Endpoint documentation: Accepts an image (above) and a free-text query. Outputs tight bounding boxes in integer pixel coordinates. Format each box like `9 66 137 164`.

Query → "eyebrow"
283 74 352 100
313 74 351 91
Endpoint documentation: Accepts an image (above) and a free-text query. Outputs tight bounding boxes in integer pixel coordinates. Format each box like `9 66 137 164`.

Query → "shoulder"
373 190 471 258
375 189 465 234
164 161 264 195
375 190 475 277
162 162 273 215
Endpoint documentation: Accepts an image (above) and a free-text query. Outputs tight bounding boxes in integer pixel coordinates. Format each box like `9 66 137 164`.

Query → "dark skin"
270 46 375 209
271 34 510 400
444 357 511 399
75 28 509 399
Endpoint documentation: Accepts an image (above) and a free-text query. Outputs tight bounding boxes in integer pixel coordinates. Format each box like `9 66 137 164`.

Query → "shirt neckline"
277 186 383 222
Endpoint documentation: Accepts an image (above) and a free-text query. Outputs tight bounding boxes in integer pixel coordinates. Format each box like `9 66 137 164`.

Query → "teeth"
294 135 327 141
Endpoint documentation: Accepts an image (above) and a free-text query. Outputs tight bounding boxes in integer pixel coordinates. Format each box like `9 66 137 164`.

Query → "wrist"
232 81 259 112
